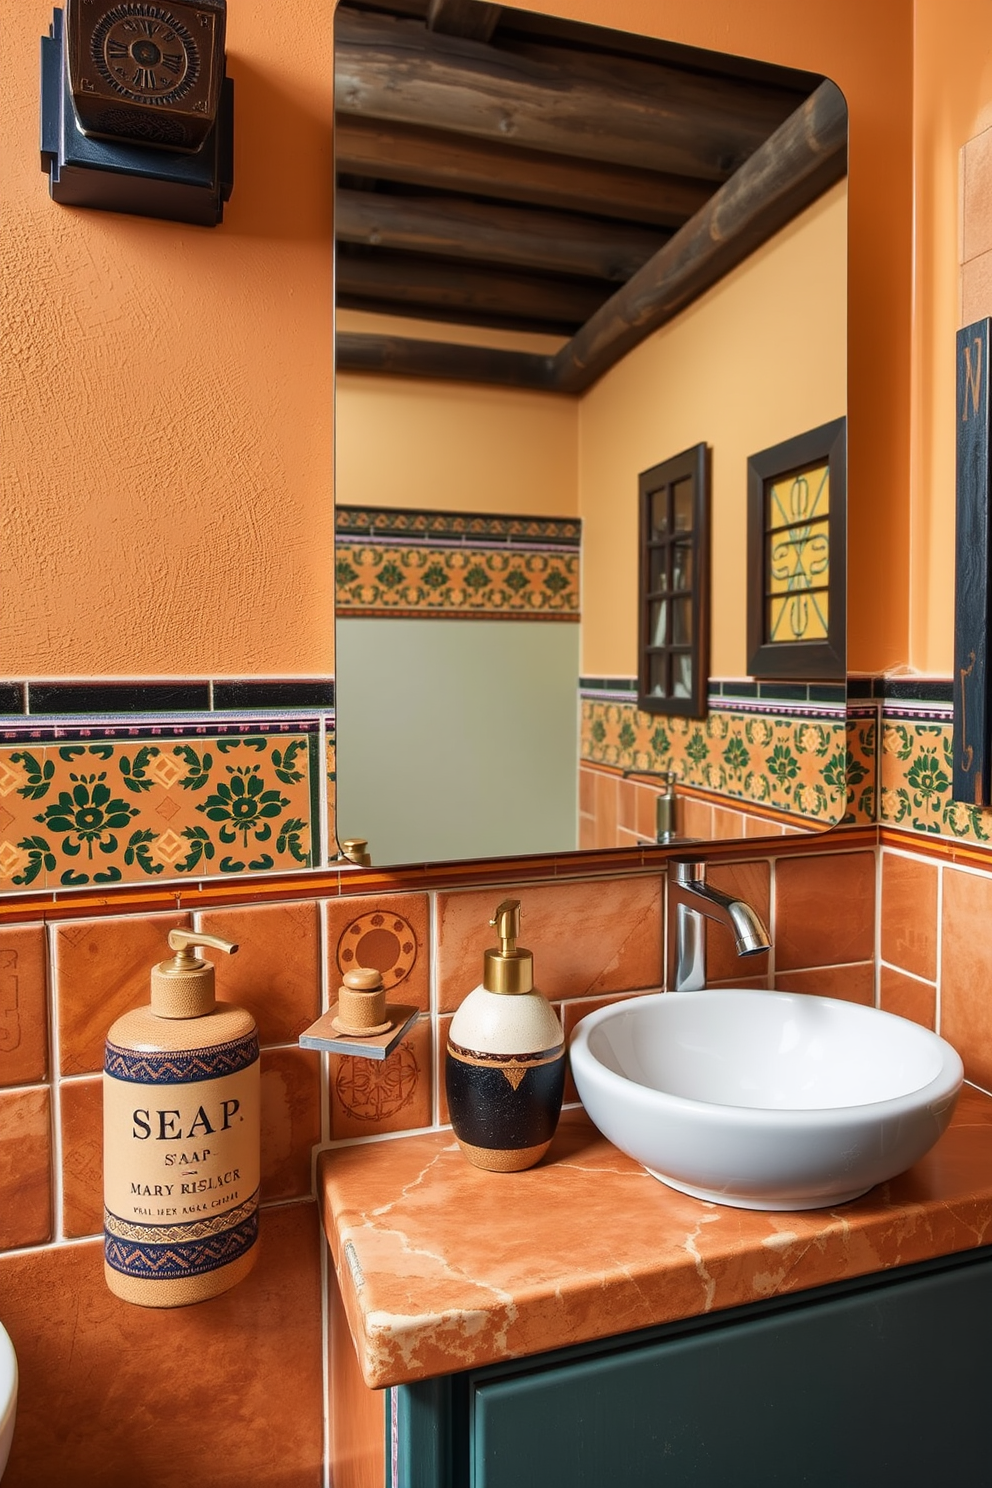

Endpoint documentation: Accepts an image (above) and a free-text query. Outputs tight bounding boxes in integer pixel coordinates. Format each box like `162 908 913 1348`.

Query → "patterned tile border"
0 720 321 893
878 703 992 846
335 505 580 620
580 694 849 825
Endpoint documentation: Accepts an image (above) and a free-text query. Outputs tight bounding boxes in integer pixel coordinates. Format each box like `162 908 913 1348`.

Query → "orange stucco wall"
1 0 335 678
0 0 922 678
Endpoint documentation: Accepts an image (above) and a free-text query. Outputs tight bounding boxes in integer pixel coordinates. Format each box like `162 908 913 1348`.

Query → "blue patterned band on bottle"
104 1191 259 1280
105 1032 260 1084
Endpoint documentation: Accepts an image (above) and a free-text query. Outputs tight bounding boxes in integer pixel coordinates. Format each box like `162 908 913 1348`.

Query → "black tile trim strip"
0 680 335 717
579 678 847 707
847 676 953 703
0 717 321 744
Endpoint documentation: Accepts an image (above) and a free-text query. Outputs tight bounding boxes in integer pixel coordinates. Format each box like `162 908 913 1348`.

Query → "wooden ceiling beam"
336 251 607 333
334 117 712 228
552 78 849 393
336 80 847 392
335 189 668 280
334 7 800 181
427 0 501 42
337 331 555 389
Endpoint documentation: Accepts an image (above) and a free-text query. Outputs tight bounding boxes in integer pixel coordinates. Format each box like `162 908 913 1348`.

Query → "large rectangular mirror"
333 0 849 866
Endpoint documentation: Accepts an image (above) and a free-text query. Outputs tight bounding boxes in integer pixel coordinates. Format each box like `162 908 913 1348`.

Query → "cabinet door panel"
472 1259 992 1487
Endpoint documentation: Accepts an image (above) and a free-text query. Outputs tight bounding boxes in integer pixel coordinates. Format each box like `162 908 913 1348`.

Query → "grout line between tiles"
877 958 938 988
46 923 66 1246
430 890 440 1130
320 1211 331 1488
874 840 883 1008
935 859 945 1035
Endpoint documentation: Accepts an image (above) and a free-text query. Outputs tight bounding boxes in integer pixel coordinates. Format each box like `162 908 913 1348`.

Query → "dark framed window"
746 417 846 680
637 443 710 718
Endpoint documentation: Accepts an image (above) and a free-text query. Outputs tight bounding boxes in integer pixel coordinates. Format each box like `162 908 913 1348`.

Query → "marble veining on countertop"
317 1088 992 1389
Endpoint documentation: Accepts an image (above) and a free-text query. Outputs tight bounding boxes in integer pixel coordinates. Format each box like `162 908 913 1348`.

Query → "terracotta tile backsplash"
197 900 320 1044
879 965 936 1030
0 924 48 1087
774 963 875 1005
940 866 992 1091
436 875 664 1014
324 892 430 1013
54 911 190 1075
0 1086 52 1250
0 1203 323 1488
12 828 992 1488
60 1076 102 1239
327 1014 433 1140
774 850 875 970
260 1046 323 1201
881 851 938 982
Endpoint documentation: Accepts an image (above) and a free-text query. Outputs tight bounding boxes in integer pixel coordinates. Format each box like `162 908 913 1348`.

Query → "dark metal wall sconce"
40 2 233 228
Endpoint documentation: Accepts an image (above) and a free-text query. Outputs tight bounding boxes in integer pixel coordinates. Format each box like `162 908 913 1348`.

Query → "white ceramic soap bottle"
446 899 565 1171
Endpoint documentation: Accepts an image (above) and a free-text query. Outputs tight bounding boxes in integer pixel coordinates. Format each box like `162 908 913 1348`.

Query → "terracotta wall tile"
0 924 48 1087
698 861 771 985
54 912 190 1076
0 1086 51 1250
774 963 875 1006
328 1015 432 1140
636 786 659 842
436 876 663 1013
941 867 992 1089
774 851 875 971
880 852 938 982
707 972 773 990
61 1077 103 1239
711 805 748 839
435 1012 453 1125
879 965 936 1030
618 780 638 834
197 901 319 1044
0 1203 323 1488
260 1046 322 1202
593 770 618 849
324 893 429 1014
578 815 596 850
578 765 595 817
680 797 713 840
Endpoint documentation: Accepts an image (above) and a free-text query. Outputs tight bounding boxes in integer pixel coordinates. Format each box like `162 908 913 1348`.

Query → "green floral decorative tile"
879 714 992 843
336 542 579 620
581 699 847 824
0 723 319 893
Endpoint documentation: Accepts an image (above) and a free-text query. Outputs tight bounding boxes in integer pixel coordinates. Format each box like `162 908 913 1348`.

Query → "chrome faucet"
667 859 771 992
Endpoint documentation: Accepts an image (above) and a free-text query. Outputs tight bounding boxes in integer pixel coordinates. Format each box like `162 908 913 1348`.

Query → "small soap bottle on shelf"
445 899 565 1172
103 929 261 1308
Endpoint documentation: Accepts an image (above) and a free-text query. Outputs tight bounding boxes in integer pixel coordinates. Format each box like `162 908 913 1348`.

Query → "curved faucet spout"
668 859 772 991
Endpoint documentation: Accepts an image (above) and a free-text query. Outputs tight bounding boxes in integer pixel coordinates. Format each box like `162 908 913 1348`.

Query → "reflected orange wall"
1 0 917 678
579 184 846 679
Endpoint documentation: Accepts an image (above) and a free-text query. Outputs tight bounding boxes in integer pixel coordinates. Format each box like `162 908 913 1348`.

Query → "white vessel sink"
570 990 964 1211
0 1321 16 1479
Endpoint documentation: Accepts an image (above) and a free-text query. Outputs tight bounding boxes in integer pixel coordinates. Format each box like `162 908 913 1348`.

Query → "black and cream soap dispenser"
446 899 565 1171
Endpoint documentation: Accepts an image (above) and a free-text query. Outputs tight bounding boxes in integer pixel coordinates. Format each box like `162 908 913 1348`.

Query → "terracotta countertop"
317 1088 992 1390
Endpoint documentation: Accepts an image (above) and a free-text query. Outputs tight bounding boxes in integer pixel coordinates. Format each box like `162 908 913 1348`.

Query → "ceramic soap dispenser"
103 929 261 1307
446 899 565 1171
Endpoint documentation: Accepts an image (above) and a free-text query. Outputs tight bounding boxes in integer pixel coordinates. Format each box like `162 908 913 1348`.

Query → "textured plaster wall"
1 0 335 677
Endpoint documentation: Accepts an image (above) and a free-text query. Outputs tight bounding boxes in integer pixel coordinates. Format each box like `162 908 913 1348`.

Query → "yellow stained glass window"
764 463 830 644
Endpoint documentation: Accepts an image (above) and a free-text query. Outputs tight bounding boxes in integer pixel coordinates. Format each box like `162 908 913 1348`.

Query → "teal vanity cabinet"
388 1246 992 1487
